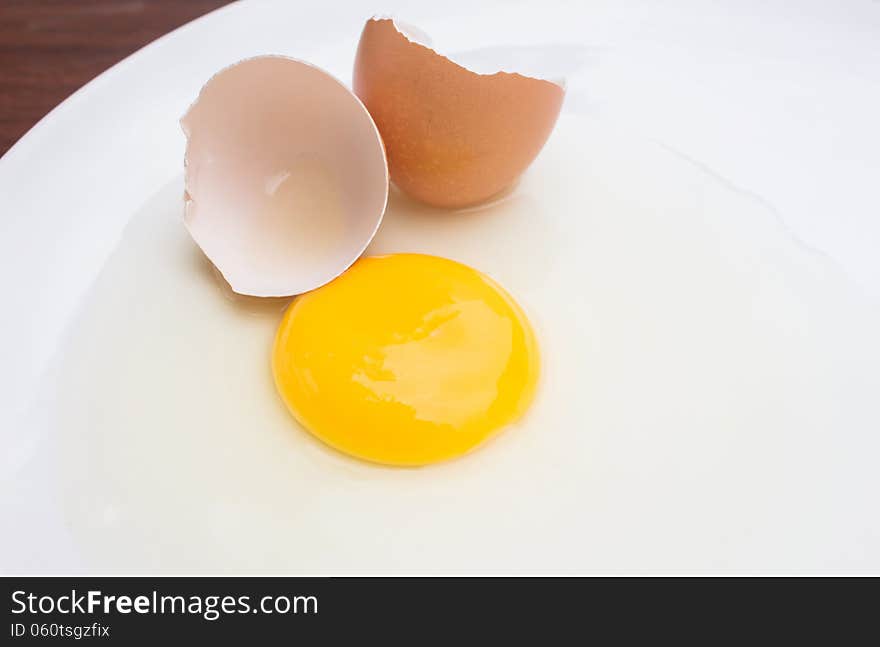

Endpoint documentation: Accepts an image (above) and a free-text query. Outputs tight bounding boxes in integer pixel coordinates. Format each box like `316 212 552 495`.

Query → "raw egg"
272 254 540 466
182 56 388 297
353 17 565 208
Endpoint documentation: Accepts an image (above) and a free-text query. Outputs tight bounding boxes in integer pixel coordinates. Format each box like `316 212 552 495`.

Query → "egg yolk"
272 254 539 466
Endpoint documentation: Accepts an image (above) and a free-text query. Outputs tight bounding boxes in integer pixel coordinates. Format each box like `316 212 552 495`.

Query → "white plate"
2 0 880 574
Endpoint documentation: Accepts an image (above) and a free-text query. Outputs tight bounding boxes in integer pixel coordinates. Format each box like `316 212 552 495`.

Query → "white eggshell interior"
381 16 565 88
182 56 388 296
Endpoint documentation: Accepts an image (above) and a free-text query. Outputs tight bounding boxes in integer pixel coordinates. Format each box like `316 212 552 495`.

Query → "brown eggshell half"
182 56 388 297
353 18 565 208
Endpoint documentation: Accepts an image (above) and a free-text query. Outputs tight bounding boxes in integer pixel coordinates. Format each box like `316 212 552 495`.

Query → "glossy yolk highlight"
272 254 539 466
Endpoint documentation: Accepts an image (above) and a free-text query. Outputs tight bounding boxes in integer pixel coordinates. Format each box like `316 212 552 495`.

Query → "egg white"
42 114 880 573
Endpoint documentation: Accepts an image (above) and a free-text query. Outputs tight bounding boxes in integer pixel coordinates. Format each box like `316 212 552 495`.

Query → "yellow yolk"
272 254 540 466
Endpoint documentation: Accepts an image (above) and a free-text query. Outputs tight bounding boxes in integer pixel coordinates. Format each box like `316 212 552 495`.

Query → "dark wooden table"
0 0 232 156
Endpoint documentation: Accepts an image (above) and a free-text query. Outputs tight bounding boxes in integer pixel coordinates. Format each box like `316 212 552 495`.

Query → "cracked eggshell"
182 56 388 297
353 17 565 209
